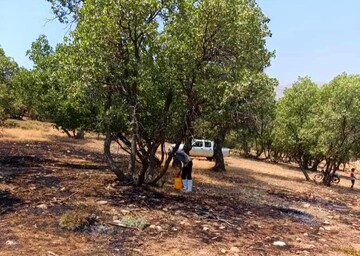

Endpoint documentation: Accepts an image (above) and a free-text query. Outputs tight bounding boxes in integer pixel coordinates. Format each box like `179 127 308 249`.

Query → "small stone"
37 204 47 209
265 236 271 241
319 227 324 231
219 226 226 230
303 233 308 236
229 247 240 253
324 226 331 231
296 237 301 242
273 241 286 247
120 209 130 214
220 249 227 254
203 226 210 231
172 227 178 231
319 238 327 243
96 200 108 205
133 248 141 252
156 226 163 232
323 221 330 225
149 225 156 229
162 208 168 211
303 203 311 208
6 240 16 246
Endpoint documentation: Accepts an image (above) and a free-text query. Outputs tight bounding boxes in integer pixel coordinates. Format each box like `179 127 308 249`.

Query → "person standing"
173 149 193 192
350 168 356 189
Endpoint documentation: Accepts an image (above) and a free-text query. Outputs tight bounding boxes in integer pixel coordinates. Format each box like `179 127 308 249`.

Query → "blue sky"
1 0 360 91
0 0 67 68
258 0 360 88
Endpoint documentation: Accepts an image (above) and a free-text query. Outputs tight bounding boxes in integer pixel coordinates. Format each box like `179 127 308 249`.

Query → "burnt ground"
1 123 360 256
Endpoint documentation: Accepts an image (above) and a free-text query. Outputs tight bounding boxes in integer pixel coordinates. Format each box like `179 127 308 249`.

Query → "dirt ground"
1 120 360 256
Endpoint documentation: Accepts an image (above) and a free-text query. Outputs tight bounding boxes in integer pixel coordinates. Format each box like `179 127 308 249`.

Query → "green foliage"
272 77 319 165
314 74 360 164
59 209 97 231
0 47 20 120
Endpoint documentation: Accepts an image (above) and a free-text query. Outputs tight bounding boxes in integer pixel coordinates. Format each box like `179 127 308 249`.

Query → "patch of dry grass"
341 247 360 256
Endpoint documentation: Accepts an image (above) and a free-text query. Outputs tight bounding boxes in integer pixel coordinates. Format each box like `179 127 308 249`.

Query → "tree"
164 0 274 171
272 77 319 180
310 74 360 185
46 0 276 185
0 47 19 120
202 72 277 171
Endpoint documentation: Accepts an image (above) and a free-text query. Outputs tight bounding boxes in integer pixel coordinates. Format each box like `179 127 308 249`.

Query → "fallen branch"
54 192 78 203
47 251 59 256
108 221 142 230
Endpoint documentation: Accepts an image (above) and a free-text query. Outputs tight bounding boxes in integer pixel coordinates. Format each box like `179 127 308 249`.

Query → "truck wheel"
206 157 213 161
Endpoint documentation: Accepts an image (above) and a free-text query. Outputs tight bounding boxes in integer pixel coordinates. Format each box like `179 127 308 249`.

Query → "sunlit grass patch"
114 214 148 230
4 119 53 130
340 247 360 256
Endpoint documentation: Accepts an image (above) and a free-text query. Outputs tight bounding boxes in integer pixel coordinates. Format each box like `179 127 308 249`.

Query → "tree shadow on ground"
195 162 360 213
0 190 21 214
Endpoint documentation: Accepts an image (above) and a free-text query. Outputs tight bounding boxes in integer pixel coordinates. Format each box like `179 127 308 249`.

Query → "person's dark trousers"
181 161 193 180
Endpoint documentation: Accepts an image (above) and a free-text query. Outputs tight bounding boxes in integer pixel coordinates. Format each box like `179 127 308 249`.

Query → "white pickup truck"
170 139 230 160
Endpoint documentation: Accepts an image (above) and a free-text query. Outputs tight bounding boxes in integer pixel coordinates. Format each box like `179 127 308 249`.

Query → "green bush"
59 209 97 231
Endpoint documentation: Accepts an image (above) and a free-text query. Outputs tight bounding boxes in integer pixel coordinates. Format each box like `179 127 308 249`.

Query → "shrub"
59 209 97 231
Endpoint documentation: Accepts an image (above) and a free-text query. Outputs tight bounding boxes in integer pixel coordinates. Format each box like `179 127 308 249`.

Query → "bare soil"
1 121 360 256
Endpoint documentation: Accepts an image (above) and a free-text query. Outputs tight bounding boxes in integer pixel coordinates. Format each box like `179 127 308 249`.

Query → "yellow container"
174 175 182 190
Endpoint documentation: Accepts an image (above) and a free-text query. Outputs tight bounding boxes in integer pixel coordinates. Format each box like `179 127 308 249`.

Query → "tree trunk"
137 160 148 186
104 131 128 182
128 104 137 175
323 160 334 186
147 153 173 186
62 129 72 138
75 130 85 139
299 166 311 181
311 158 321 172
211 128 227 172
